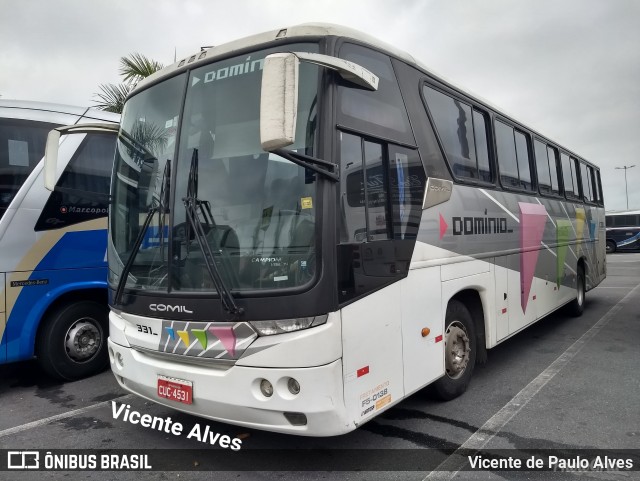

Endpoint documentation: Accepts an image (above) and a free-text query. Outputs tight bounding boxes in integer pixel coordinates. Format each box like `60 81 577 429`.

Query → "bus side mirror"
44 129 62 191
259 52 378 152
260 53 300 152
44 123 120 191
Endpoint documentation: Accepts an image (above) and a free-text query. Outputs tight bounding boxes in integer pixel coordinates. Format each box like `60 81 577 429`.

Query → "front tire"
36 301 109 381
431 300 477 401
606 240 616 254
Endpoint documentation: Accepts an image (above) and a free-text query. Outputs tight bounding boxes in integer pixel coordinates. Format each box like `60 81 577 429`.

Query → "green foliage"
120 53 164 85
94 53 164 113
94 83 132 113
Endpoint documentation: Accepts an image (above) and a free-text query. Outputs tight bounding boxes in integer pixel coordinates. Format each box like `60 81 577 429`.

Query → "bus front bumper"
107 338 353 436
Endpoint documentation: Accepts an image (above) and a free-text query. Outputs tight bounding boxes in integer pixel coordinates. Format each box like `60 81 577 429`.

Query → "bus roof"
132 23 469 100
606 210 640 216
0 99 119 123
130 22 596 169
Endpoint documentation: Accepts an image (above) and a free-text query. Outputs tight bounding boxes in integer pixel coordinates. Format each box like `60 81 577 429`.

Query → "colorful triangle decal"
519 202 548 313
177 330 190 347
589 220 596 241
165 327 176 340
209 326 237 357
575 207 586 254
192 329 208 350
439 213 448 240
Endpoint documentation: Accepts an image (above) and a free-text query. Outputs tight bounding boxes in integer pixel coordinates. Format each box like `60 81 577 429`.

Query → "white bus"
46 24 606 435
0 100 118 379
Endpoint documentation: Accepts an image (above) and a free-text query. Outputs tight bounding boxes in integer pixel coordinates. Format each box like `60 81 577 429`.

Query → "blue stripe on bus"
616 231 640 248
589 221 596 241
1 229 108 363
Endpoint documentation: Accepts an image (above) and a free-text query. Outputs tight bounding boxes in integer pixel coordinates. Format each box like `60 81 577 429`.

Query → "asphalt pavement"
1 252 639 480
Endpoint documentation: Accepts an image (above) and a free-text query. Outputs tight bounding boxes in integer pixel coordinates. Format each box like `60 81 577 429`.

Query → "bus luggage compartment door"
494 256 509 341
400 267 443 395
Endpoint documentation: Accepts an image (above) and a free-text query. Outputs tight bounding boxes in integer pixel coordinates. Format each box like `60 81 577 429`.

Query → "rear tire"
606 240 616 254
568 265 585 317
36 301 109 381
431 300 477 401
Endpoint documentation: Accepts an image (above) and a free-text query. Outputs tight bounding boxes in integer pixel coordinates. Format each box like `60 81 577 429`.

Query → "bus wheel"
36 301 109 381
431 300 477 401
568 266 585 317
606 240 616 254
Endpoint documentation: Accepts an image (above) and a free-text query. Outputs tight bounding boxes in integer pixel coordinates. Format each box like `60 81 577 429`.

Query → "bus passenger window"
423 86 477 180
534 139 551 194
590 167 599 204
473 110 491 182
514 131 532 190
580 162 594 202
570 157 581 199
548 146 560 194
596 170 604 205
495 120 519 189
588 166 596 203
560 152 576 197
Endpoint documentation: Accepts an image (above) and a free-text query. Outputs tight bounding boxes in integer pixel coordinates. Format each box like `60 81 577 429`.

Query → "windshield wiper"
271 148 339 181
182 148 244 317
114 159 171 305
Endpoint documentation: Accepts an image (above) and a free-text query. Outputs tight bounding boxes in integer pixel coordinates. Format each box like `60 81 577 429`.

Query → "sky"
1 0 638 211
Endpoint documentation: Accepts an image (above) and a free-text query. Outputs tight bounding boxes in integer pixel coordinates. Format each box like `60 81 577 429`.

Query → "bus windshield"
110 43 320 294
0 118 59 220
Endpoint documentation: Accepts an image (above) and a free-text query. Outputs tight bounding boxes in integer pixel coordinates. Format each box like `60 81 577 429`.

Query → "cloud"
1 0 638 209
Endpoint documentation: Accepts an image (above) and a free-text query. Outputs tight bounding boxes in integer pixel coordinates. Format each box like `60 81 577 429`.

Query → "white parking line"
0 394 133 439
423 281 640 480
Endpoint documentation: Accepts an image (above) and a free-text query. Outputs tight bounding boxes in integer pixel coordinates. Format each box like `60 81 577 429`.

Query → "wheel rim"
65 318 102 363
444 321 471 380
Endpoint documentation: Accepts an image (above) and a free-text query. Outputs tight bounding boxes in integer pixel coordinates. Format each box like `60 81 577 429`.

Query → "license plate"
157 375 193 405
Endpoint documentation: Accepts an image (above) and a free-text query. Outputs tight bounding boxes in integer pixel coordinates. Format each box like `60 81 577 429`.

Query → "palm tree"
94 53 164 113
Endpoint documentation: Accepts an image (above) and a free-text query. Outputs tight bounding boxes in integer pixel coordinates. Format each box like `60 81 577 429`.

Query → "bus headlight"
250 315 328 336
287 377 301 395
260 379 273 397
